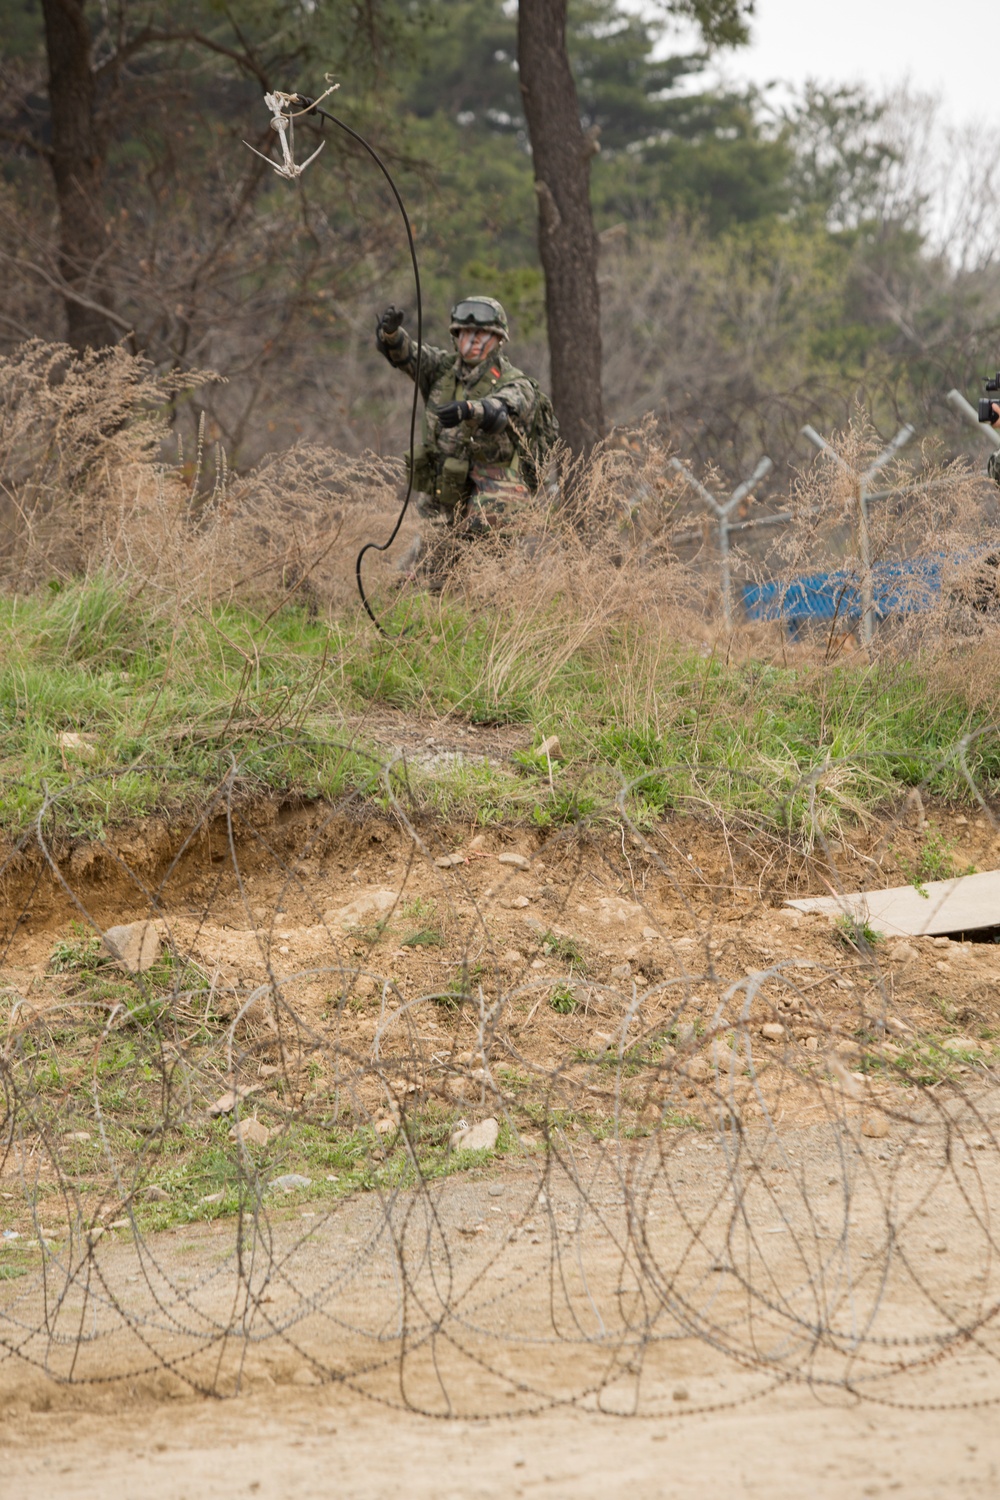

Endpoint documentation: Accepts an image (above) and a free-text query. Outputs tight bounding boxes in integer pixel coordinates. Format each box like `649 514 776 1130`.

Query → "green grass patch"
402 928 444 948
5 576 1000 839
835 915 884 952
549 983 578 1014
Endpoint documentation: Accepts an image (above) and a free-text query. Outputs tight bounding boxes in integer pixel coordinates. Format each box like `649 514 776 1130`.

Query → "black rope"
294 94 422 639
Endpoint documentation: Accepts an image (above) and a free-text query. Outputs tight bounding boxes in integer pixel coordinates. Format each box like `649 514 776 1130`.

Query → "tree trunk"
517 0 604 457
40 0 117 351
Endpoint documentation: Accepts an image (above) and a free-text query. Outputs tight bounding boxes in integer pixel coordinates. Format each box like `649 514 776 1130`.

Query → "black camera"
978 373 1000 422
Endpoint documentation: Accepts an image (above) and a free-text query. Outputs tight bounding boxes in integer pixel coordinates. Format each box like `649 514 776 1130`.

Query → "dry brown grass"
5 340 1000 708
0 340 417 612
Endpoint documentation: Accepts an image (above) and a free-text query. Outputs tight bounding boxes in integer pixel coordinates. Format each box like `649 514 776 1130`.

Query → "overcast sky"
715 0 994 123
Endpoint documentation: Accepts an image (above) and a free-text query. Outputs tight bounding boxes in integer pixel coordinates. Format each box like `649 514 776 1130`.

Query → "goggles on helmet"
450 300 503 329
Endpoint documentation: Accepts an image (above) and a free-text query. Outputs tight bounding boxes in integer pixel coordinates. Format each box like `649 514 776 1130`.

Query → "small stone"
200 1191 225 1205
683 1057 710 1082
537 735 563 760
208 1085 259 1117
434 854 465 868
932 936 951 949
862 1113 890 1139
102 920 160 974
672 1386 689 1401
931 1240 948 1254
954 815 968 826
270 1173 312 1192
761 1022 786 1041
889 942 920 965
228 1117 271 1147
143 1186 171 1203
943 1036 981 1053
885 1015 913 1037
596 896 644 924
609 961 632 981
451 1117 500 1152
642 926 660 941
498 852 530 870
488 1184 504 1197
58 731 97 760
375 1117 397 1136
324 888 398 930
501 949 525 965
469 834 487 851
65 1131 91 1142
509 895 530 909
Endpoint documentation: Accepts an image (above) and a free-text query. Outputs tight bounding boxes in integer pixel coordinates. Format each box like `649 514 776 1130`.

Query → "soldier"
954 400 1000 624
990 401 1000 484
375 295 543 580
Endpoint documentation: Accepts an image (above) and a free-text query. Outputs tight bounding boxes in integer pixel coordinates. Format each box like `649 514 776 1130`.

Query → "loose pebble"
270 1174 312 1192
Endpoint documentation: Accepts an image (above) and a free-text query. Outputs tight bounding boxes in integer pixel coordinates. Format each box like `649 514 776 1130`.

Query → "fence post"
670 456 774 629
802 423 914 649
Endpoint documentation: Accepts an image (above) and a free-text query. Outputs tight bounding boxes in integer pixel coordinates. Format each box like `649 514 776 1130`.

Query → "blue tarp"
743 558 943 629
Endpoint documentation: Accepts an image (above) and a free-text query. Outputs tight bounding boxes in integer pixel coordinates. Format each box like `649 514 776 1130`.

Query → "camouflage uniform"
988 451 1000 486
377 302 538 534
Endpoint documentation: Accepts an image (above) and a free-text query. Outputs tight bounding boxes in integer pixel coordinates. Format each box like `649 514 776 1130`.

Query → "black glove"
376 305 405 342
437 400 474 428
478 397 508 435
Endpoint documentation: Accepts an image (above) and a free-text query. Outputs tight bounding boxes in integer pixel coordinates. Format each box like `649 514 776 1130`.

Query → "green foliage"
892 829 976 896
541 933 587 971
402 928 444 947
49 928 104 976
835 915 883 952
549 984 579 1015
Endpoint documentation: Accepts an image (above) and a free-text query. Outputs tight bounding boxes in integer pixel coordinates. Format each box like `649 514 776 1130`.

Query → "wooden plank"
785 870 1000 937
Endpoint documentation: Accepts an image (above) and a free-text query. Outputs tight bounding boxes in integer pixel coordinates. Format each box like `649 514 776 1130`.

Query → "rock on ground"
325 888 398 930
451 1117 499 1152
102 921 161 974
229 1118 271 1146
269 1174 312 1192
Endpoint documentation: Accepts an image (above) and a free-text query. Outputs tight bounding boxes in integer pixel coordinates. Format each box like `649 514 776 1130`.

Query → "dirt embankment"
4 793 1000 1056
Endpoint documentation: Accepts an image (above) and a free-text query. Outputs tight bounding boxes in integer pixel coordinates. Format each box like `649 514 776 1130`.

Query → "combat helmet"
449 295 509 341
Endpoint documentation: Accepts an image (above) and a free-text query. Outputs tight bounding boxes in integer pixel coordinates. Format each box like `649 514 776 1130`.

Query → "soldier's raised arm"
375 306 452 401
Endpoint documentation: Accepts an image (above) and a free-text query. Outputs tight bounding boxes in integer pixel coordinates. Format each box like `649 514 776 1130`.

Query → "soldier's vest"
409 358 526 515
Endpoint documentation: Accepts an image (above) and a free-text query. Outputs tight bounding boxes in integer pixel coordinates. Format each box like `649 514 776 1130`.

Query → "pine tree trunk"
517 0 604 457
40 0 117 351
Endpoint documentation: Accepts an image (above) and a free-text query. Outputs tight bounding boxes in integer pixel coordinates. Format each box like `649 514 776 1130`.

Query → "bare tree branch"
0 127 54 161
